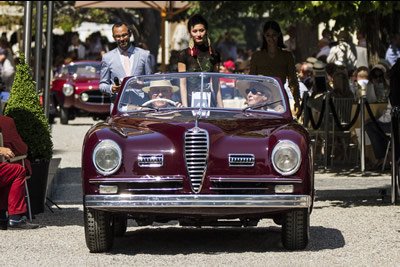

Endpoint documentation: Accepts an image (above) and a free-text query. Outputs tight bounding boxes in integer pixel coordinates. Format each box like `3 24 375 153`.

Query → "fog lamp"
99 185 118 194
274 184 294 193
81 92 89 102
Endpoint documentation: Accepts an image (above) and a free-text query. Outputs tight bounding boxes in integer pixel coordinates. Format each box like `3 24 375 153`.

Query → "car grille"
80 90 111 104
138 154 163 167
229 154 255 167
184 127 209 193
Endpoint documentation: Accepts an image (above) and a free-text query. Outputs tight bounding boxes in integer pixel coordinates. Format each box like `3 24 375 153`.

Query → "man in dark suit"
0 115 39 230
100 22 153 112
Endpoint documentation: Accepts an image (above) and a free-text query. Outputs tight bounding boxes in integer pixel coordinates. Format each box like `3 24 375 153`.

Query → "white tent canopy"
72 22 116 43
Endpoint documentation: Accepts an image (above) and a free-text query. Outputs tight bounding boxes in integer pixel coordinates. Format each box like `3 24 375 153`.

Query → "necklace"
196 56 204 72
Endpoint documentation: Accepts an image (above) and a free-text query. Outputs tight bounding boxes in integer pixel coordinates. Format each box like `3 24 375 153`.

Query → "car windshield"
117 73 287 113
58 62 101 77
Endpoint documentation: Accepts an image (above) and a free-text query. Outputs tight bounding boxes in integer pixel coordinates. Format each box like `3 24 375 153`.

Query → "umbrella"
74 1 192 73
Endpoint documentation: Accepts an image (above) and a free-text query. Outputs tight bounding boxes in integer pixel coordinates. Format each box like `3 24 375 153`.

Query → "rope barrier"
306 97 326 130
328 98 360 131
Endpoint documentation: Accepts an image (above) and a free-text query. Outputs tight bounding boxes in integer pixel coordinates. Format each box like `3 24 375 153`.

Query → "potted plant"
4 53 53 214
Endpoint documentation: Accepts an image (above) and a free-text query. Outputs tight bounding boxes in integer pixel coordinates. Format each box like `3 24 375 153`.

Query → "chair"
329 97 358 165
0 132 32 222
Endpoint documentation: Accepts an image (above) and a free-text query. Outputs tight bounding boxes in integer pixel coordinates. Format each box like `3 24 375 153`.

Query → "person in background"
299 61 314 91
316 38 330 59
99 22 153 112
250 20 300 113
369 64 389 103
354 66 376 103
385 33 400 67
355 29 368 68
327 31 358 76
325 62 337 91
216 31 238 62
67 33 86 61
177 14 222 107
284 25 296 61
0 47 15 92
331 71 354 98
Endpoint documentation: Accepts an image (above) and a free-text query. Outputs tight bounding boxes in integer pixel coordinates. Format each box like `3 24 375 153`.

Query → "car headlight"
62 84 74 96
271 140 301 176
92 139 122 176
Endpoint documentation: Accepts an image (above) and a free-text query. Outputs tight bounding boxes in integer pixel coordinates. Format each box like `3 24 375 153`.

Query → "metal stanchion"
391 128 396 204
360 85 366 173
391 108 399 204
324 92 330 169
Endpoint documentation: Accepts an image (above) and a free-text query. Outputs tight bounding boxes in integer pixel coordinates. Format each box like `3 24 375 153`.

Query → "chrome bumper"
85 194 312 208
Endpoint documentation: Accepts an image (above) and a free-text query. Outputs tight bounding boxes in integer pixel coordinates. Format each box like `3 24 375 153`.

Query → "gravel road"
1 117 399 267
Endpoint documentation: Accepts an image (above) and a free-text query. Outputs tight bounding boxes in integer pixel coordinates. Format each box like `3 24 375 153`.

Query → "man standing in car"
99 22 153 111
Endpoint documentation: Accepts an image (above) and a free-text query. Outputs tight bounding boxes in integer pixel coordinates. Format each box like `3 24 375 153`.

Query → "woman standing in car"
177 14 222 107
250 20 300 112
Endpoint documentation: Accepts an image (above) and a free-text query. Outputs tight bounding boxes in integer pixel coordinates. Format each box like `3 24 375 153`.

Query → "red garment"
0 115 31 175
0 115 29 215
0 162 27 215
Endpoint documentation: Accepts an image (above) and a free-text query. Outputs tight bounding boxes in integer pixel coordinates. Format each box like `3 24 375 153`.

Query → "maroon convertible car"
81 72 314 253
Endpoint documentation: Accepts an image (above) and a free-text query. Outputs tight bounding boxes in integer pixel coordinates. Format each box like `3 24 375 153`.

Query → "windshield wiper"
242 100 283 112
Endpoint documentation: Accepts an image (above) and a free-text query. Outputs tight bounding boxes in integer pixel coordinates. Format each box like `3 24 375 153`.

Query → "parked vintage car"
50 61 110 124
81 72 314 253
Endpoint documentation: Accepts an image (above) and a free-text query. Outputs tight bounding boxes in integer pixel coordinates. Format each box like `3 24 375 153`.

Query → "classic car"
81 72 314 253
50 61 110 124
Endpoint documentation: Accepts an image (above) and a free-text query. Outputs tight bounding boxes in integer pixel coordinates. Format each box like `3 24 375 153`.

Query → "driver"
142 80 182 108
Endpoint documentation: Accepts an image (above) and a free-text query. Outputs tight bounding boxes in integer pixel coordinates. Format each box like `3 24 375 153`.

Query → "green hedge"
4 53 53 162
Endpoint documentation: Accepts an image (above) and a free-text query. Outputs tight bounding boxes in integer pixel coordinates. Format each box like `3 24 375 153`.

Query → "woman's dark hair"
187 14 208 32
261 20 285 50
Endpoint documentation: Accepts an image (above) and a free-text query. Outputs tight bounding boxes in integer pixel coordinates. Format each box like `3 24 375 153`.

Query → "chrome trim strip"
209 177 303 183
89 176 184 184
126 187 183 191
209 187 269 190
85 194 312 208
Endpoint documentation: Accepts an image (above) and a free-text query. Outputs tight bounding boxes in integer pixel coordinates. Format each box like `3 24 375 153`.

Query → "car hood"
53 76 99 86
109 110 294 138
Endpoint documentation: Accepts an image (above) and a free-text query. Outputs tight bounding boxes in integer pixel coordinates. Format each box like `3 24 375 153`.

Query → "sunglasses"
150 88 171 95
113 33 130 39
246 88 264 95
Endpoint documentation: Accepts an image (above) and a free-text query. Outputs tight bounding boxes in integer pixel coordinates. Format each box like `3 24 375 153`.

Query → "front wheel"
60 107 69 124
84 207 114 253
281 209 310 250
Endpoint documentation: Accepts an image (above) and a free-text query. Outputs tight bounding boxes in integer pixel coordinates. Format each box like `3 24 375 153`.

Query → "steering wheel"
140 98 177 108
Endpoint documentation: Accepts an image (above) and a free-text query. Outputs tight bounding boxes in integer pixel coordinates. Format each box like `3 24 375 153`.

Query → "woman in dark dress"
177 14 223 107
250 20 300 112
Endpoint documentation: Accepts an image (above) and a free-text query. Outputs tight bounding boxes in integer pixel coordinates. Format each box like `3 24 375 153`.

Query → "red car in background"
50 61 110 124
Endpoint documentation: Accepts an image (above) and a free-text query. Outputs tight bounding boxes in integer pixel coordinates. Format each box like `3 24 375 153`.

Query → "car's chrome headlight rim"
62 83 74 96
92 139 122 176
271 140 301 176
